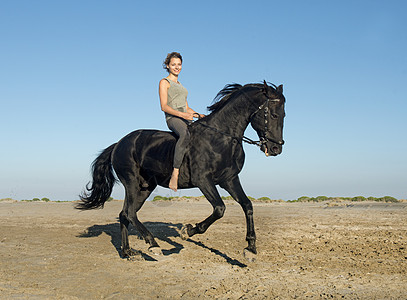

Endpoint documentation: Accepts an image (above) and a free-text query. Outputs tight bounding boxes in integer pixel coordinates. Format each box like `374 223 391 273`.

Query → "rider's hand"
192 113 206 119
182 112 194 121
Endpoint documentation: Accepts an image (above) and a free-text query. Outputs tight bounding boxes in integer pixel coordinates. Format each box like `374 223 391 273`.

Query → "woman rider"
159 52 204 192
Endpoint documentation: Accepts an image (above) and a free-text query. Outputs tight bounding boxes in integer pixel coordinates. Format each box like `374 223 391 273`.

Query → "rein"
194 121 262 146
193 121 244 144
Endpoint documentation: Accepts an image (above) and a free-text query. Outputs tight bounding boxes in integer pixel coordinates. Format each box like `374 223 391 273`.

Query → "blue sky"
1 0 406 201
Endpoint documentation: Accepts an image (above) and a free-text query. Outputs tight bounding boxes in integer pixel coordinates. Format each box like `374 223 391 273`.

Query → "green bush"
351 196 366 202
297 196 311 202
378 196 398 203
0 198 13 202
152 196 174 201
257 197 271 201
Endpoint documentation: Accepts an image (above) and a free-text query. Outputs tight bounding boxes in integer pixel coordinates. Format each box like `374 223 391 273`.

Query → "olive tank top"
163 78 188 121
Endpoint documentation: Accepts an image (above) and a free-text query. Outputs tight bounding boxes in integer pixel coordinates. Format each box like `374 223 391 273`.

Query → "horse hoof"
122 248 143 260
180 224 192 240
243 248 256 262
127 254 145 262
148 246 163 256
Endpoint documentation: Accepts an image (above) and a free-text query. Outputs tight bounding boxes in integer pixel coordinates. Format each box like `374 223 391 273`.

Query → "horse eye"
271 113 278 119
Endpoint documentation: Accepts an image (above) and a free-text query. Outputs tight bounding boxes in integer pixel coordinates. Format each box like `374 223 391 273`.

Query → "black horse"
77 81 285 259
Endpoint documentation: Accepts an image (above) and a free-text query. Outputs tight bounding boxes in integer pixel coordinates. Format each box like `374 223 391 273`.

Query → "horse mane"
207 83 244 113
208 82 281 113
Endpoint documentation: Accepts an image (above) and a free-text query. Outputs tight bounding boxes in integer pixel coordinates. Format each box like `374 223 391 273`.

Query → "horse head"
249 81 285 157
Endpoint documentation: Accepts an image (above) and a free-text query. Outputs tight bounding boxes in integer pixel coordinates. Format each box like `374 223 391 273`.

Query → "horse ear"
263 80 271 96
277 84 283 94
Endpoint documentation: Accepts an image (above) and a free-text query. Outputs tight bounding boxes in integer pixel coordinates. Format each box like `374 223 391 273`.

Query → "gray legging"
166 117 191 169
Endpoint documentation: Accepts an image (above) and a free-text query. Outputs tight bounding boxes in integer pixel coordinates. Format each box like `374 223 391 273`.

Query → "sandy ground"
0 199 406 299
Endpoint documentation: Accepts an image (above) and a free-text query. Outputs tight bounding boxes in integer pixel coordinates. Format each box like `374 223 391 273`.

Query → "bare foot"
169 168 179 192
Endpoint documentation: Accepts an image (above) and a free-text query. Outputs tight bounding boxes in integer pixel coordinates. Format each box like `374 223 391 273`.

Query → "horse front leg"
181 181 225 239
220 176 257 257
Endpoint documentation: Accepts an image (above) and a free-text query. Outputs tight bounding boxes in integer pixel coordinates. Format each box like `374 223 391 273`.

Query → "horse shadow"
77 220 247 267
77 219 183 261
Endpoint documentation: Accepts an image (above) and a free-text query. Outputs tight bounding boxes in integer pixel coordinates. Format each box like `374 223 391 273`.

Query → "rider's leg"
166 117 190 191
169 168 180 191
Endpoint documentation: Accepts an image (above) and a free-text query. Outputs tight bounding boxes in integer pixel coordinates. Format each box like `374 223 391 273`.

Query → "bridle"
247 96 285 147
193 90 284 149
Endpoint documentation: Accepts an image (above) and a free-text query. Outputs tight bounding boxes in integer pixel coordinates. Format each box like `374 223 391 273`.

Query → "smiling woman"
159 52 205 192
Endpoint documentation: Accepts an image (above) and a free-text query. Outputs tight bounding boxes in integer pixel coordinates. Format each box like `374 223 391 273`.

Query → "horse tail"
76 143 118 210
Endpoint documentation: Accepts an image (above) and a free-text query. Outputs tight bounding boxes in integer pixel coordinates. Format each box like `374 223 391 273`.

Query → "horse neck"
204 92 260 138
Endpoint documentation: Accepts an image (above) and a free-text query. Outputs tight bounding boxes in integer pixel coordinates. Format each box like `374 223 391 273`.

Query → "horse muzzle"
261 139 284 157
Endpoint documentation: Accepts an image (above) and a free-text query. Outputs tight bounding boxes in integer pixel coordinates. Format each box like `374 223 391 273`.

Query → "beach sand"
1 199 406 299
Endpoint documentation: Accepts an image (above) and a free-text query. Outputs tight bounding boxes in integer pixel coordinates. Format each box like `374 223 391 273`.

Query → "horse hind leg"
119 176 160 258
119 210 140 258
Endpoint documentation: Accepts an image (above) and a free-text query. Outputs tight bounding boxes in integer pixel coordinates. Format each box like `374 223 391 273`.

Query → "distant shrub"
152 196 174 201
0 198 13 202
297 196 311 202
32 198 40 201
294 196 329 202
351 196 366 202
378 196 398 203
314 196 328 202
41 197 50 202
257 197 271 201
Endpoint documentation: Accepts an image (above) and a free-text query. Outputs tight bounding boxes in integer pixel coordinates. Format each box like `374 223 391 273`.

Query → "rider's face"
167 58 182 76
